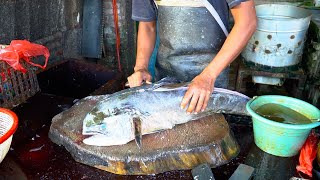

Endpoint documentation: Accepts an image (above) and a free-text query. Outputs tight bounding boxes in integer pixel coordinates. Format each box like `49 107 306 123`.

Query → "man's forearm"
135 21 157 72
202 0 257 81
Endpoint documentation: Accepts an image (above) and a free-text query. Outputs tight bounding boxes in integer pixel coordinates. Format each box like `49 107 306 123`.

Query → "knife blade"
133 117 142 149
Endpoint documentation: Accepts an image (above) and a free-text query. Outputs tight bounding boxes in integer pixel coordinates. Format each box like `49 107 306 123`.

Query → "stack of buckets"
241 4 312 86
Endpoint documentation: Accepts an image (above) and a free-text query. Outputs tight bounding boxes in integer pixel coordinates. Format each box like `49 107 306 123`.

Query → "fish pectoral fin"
133 117 142 149
155 77 181 85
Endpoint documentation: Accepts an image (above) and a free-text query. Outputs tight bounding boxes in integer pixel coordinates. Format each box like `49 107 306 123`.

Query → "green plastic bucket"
246 95 320 157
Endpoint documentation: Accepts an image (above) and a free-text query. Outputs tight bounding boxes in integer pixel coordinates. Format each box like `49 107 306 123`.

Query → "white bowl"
0 135 12 163
0 108 18 163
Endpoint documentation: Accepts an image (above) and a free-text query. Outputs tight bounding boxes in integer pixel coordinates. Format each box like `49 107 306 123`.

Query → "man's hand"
180 72 215 114
180 0 256 114
127 21 156 88
127 69 152 87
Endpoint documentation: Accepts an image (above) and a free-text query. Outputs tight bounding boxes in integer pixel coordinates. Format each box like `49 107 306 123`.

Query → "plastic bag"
0 40 49 73
296 131 319 178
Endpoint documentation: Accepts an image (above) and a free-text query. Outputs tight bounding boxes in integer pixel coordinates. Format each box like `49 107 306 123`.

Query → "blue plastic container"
246 95 320 157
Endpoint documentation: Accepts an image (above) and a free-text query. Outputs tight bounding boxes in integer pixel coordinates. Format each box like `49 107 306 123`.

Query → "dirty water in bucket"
255 103 312 125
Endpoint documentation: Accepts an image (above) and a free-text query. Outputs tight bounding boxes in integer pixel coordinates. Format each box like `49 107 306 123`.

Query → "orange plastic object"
296 131 319 177
0 108 18 144
112 0 122 72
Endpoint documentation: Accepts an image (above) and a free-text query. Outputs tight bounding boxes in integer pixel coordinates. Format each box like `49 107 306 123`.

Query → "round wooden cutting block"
49 96 240 175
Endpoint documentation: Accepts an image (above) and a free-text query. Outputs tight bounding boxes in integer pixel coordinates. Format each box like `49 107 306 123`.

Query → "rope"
112 0 122 72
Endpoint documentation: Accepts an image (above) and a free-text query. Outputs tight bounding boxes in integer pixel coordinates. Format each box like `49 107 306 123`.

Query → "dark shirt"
132 0 248 27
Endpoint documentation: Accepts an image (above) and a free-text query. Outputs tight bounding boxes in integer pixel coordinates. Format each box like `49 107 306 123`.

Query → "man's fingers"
180 90 194 110
195 93 206 113
127 70 152 88
127 76 142 87
126 70 152 88
145 74 152 83
186 93 199 114
201 92 211 112
180 74 214 113
126 77 132 87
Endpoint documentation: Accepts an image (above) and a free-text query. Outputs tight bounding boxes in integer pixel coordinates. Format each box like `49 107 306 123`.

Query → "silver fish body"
82 78 250 146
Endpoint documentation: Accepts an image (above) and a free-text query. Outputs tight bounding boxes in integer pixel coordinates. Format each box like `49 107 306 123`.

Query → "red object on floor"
296 131 319 177
0 40 49 73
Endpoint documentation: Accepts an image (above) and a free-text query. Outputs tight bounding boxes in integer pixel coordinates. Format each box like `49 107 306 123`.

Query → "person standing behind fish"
127 0 257 114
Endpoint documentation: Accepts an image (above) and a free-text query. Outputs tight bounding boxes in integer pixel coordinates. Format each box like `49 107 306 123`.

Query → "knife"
133 117 142 149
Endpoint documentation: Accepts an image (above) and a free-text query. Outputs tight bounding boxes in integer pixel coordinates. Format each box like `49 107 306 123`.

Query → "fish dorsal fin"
152 77 189 92
153 84 189 92
154 77 181 86
214 88 250 99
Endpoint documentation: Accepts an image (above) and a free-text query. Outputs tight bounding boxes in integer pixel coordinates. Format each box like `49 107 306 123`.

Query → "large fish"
82 77 250 146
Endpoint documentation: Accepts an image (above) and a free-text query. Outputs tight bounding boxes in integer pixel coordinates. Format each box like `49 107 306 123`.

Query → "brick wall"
0 0 136 78
0 0 82 65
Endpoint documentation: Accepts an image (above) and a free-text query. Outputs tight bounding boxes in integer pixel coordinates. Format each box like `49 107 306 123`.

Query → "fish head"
84 103 139 130
82 103 142 146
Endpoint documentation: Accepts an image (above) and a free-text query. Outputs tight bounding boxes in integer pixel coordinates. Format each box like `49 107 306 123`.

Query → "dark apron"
155 4 229 88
